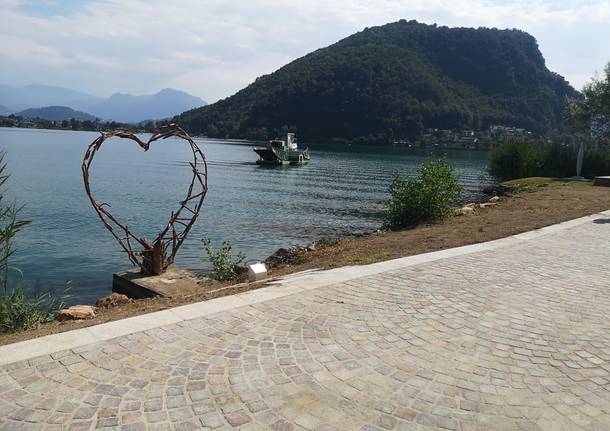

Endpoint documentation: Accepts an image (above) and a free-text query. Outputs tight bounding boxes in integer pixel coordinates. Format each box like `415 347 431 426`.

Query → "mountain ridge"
14 106 98 122
0 85 206 123
176 20 578 142
89 88 206 123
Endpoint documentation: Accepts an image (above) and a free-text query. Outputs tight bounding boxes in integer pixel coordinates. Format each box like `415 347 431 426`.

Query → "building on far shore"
489 125 531 139
454 130 478 149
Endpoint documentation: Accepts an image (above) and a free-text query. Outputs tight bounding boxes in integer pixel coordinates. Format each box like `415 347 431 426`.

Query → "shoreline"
1 177 609 346
0 127 493 151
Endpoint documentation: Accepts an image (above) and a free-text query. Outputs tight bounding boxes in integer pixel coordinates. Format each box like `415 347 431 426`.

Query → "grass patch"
316 238 340 248
502 177 593 195
285 252 307 265
502 177 554 187
343 251 392 266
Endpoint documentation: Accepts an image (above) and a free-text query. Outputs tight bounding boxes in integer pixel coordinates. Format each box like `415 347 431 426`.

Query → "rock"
479 202 497 209
264 248 288 267
464 203 477 208
489 196 500 203
57 305 96 321
307 243 316 252
455 206 475 216
264 247 304 267
482 184 510 196
95 292 131 308
234 265 248 277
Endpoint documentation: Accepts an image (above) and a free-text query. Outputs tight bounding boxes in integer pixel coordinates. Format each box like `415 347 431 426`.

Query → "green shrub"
202 238 246 281
384 158 463 229
0 152 68 334
489 140 545 181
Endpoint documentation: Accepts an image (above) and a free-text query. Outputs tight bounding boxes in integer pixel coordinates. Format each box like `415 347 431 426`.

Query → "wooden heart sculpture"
82 124 207 275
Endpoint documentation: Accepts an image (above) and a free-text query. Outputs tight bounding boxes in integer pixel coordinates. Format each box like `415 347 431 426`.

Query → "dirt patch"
2 178 609 346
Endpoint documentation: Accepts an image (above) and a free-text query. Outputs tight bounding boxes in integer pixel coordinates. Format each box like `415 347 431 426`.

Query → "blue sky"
1 0 609 102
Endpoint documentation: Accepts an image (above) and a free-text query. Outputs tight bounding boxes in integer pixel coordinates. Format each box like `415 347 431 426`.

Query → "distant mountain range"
90 89 206 123
15 106 98 122
0 84 206 123
177 20 578 142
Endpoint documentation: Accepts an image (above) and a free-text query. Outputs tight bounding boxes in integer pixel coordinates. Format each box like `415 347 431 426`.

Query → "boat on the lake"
253 133 310 165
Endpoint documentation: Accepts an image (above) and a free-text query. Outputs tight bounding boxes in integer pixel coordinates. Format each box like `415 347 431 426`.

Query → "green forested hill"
176 20 578 143
15 105 97 122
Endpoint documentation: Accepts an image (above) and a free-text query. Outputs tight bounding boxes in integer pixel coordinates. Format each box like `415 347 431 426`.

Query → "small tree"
384 158 463 229
567 61 610 176
202 238 246 281
568 62 610 138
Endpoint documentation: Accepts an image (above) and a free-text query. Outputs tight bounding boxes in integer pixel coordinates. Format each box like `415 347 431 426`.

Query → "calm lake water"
0 127 494 303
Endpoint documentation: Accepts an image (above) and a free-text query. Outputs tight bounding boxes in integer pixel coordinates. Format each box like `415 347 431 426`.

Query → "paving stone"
224 410 252 427
270 419 295 431
72 407 97 420
199 413 225 428
376 414 397 429
68 422 93 431
173 421 200 431
95 416 118 428
143 399 163 412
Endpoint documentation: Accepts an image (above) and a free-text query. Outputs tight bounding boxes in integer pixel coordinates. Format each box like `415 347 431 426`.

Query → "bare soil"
2 178 609 346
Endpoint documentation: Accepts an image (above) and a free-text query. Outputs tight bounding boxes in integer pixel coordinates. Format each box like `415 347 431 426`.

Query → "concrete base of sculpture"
113 266 201 299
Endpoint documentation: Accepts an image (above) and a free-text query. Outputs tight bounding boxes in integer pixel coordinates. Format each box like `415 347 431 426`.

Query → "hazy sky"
1 0 609 103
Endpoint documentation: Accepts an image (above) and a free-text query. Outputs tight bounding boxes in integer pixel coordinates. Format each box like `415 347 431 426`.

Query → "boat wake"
169 160 257 167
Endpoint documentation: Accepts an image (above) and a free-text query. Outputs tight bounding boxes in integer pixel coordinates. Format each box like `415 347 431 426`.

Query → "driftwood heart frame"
82 124 207 275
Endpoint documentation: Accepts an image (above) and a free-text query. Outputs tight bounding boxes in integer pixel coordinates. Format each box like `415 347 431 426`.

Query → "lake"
0 128 494 303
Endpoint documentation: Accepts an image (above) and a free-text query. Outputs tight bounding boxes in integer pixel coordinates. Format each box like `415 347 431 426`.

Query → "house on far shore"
18 120 36 128
453 129 478 149
489 125 531 139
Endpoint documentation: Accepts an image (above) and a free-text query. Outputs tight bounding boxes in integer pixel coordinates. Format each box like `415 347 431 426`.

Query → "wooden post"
141 238 165 276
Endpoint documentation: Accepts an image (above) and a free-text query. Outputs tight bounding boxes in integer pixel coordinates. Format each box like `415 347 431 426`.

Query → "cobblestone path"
2 218 610 430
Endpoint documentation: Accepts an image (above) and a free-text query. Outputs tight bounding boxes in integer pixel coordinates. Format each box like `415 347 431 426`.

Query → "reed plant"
489 139 610 181
0 152 68 334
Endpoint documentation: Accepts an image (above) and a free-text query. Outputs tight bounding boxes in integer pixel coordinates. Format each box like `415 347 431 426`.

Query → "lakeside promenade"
1 213 610 430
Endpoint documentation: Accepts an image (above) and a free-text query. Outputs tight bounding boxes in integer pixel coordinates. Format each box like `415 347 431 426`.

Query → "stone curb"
1 210 608 366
